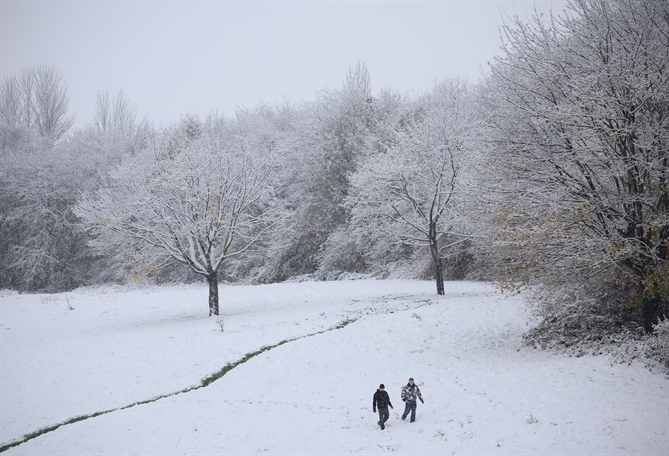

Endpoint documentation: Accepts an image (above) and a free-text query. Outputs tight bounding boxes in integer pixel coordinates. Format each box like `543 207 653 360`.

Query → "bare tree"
33 64 76 142
93 88 136 134
347 80 482 295
343 61 372 100
0 64 75 142
484 0 669 331
0 76 22 127
75 123 291 316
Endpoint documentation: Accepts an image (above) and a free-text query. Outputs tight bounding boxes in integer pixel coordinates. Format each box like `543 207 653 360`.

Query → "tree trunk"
642 295 660 333
207 273 219 316
430 243 445 296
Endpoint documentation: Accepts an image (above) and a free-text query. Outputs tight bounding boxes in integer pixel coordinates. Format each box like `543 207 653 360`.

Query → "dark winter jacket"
401 383 423 402
373 389 393 411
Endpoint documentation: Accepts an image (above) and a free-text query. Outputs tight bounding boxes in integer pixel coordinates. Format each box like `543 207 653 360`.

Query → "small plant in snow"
526 413 539 424
647 319 669 370
215 317 225 332
66 296 74 311
411 312 422 321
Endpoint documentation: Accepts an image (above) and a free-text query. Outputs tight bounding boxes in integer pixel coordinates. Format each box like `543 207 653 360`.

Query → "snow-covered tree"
75 123 291 315
0 80 150 292
347 80 482 294
274 63 375 278
0 126 87 291
484 0 669 331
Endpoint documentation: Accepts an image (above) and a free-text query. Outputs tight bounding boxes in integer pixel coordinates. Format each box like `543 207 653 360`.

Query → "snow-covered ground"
1 280 667 454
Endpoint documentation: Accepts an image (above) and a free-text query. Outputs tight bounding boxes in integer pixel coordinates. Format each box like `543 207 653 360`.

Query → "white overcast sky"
1 1 567 127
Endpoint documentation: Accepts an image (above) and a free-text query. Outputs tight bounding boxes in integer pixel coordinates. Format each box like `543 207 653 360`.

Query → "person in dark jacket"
400 378 424 422
372 384 394 430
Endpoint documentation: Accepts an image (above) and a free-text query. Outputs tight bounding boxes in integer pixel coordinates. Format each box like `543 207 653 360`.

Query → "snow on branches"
347 80 483 294
484 0 669 330
76 121 292 315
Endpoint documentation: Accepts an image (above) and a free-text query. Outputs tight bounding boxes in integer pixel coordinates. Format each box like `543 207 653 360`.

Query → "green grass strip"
0 317 358 453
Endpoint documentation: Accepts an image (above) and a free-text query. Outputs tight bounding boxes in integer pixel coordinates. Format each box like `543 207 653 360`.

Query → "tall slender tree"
347 80 482 295
276 63 375 277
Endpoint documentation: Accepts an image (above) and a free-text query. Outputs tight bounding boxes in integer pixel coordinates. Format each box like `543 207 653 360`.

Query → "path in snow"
1 280 440 445
0 317 360 453
2 280 667 454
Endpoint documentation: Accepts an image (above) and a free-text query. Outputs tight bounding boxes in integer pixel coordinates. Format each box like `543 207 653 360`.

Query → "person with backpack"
400 377 424 423
372 384 394 430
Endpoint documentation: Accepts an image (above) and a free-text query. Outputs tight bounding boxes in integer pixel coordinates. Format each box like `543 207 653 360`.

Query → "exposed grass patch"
0 316 358 453
0 411 114 453
202 317 358 387
334 318 357 329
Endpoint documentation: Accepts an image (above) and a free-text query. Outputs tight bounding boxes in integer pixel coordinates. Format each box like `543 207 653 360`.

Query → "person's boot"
381 422 385 430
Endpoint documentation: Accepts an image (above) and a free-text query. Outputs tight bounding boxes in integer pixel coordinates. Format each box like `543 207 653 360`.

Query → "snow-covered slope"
1 280 667 454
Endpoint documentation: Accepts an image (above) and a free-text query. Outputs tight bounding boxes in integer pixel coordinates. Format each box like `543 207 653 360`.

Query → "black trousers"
378 407 390 425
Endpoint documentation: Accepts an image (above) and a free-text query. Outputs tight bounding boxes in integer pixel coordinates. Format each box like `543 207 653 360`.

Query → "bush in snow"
646 319 669 370
524 298 669 372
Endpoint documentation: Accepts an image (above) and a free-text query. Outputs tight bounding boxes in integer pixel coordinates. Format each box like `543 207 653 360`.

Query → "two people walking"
372 378 424 430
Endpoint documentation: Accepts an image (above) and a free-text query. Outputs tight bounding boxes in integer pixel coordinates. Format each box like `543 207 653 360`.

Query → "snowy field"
1 279 667 454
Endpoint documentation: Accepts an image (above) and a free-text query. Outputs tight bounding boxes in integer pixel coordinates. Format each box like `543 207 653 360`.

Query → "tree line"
1 0 667 331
